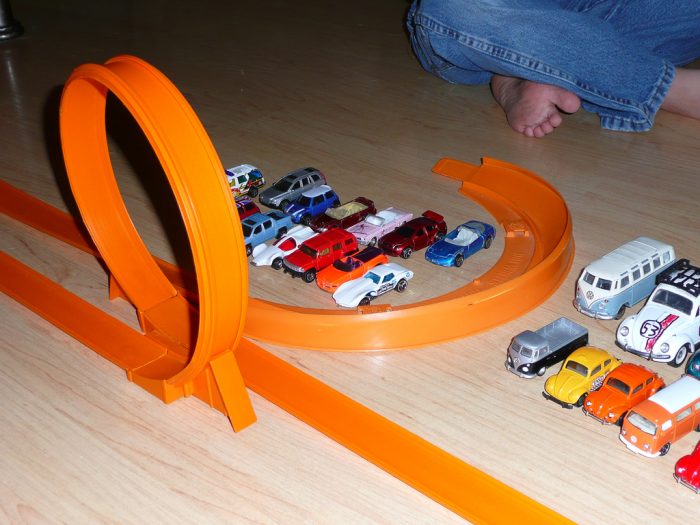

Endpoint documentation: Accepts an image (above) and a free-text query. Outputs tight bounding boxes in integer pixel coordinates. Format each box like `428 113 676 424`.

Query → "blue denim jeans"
407 0 700 131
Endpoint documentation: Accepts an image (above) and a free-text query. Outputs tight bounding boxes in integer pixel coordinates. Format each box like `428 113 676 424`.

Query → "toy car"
316 246 389 293
506 317 588 379
687 351 700 380
250 225 318 269
543 346 621 409
225 164 265 200
674 441 700 493
309 197 376 232
333 262 414 308
258 167 326 210
282 228 358 283
284 185 340 225
235 198 261 220
582 363 665 425
346 207 413 246
620 375 700 457
378 210 447 259
616 260 700 367
241 211 293 256
425 220 496 268
574 237 676 320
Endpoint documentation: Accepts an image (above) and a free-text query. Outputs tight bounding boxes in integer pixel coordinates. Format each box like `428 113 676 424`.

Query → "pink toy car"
346 207 413 246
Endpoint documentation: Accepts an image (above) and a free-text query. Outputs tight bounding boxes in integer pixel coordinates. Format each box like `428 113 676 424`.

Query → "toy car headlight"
619 326 629 337
585 400 592 407
608 411 616 419
659 343 670 354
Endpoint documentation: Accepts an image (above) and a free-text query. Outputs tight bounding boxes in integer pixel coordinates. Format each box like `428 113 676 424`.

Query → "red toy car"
674 440 700 493
309 197 376 232
282 229 359 283
235 198 260 220
378 210 447 259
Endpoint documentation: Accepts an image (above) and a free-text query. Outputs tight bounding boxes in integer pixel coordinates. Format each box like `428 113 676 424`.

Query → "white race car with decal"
251 225 317 269
332 262 413 308
616 261 700 367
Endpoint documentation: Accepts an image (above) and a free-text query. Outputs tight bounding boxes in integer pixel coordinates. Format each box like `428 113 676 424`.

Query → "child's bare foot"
490 75 581 138
662 68 700 120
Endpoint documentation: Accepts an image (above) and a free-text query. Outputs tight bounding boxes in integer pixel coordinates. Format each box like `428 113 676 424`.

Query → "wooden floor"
2 1 699 523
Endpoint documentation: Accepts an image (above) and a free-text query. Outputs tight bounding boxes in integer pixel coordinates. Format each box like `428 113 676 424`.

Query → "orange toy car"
582 363 665 425
316 246 389 293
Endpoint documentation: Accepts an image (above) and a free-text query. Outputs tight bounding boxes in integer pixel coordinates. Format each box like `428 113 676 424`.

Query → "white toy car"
346 207 413 246
332 262 413 308
251 225 318 269
225 164 265 199
616 260 700 367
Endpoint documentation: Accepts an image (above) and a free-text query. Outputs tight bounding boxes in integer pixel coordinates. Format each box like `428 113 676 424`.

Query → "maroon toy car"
309 197 376 232
674 440 700 493
236 198 260 220
378 210 447 259
282 228 359 283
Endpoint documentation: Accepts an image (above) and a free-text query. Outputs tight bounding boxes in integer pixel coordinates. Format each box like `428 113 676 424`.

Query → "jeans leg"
407 0 700 131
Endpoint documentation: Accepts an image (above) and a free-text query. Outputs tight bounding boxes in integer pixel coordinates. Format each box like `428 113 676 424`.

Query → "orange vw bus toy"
620 375 700 457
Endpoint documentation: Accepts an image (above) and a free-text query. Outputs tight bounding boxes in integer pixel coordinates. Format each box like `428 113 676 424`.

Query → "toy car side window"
591 364 602 376
677 407 692 422
263 220 273 230
652 255 661 269
292 181 301 190
695 401 700 410
312 195 323 205
332 242 342 251
604 359 611 367
642 260 651 274
582 272 595 285
319 247 330 256
383 273 394 283
345 238 354 245
253 225 262 234
645 377 653 386
632 266 641 280
662 251 671 263
323 191 334 200
620 274 630 288
237 175 246 184
632 384 643 394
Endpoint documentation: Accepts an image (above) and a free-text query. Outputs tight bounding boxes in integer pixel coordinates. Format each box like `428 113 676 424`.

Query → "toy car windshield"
564 360 588 377
650 289 693 314
606 377 631 395
333 257 361 272
273 178 293 191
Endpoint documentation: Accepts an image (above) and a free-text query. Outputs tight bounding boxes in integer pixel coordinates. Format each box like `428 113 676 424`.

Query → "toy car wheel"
670 345 690 368
271 258 284 270
400 247 412 259
301 215 312 226
615 412 627 427
248 187 259 198
536 366 546 377
276 227 288 239
246 244 252 256
659 443 671 456
614 304 627 320
395 278 408 293
574 393 587 408
302 269 316 283
454 254 464 268
359 296 371 306
484 236 493 249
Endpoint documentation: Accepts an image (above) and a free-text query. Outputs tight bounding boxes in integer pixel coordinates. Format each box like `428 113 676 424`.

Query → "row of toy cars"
226 164 497 307
507 236 700 493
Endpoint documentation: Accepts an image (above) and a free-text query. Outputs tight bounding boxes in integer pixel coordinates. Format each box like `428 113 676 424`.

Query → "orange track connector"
0 55 575 524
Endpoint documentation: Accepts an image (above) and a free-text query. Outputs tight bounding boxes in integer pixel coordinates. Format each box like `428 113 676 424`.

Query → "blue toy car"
284 185 340 225
241 211 293 256
425 220 496 267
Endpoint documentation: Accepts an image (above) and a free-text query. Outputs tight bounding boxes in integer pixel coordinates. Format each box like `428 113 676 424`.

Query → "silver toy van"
258 167 326 210
574 237 676 320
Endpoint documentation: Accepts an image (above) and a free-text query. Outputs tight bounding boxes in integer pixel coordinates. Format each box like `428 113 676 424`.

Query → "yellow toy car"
543 346 621 409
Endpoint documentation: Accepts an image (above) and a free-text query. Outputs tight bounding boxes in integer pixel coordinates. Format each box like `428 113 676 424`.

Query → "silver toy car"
258 167 326 210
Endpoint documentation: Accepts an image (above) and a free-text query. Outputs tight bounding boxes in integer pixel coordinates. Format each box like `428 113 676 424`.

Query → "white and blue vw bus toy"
574 237 676 320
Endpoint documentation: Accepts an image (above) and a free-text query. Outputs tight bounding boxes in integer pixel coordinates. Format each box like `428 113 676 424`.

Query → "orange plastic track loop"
57 55 254 427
